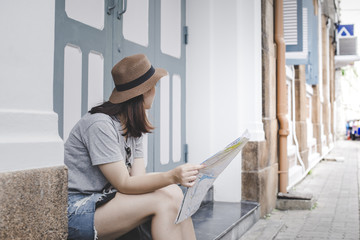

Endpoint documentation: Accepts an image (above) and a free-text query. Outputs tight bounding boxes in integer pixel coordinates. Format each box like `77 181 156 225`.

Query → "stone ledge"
242 164 278 217
193 201 260 240
0 166 68 239
276 192 316 210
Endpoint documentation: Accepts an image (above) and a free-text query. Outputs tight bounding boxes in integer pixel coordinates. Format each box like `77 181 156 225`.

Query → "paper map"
175 130 250 224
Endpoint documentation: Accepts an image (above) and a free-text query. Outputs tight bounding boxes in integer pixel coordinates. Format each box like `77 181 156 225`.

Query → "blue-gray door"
54 0 186 172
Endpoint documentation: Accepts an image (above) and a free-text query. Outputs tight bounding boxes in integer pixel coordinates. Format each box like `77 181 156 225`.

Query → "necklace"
124 138 132 170
113 115 132 170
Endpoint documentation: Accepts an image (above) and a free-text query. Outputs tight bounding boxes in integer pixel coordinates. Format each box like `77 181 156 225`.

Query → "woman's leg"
180 217 196 239
149 185 184 240
94 184 196 240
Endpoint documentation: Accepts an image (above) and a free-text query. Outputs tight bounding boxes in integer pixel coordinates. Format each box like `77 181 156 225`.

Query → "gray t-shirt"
64 113 143 194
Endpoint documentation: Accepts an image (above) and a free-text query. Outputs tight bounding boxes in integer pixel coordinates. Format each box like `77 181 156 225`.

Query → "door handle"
117 0 127 19
107 0 116 15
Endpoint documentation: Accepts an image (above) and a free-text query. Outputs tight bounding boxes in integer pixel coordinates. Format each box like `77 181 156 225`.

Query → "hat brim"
109 68 168 104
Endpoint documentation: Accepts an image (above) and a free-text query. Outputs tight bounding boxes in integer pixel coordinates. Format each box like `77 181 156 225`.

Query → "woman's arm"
129 158 146 176
98 160 204 195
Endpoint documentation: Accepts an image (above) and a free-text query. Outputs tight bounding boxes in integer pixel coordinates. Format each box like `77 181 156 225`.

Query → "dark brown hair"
89 95 153 138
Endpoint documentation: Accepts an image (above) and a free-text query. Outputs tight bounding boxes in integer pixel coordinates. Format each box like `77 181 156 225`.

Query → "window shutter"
285 0 319 85
304 0 319 85
284 0 303 52
286 6 308 65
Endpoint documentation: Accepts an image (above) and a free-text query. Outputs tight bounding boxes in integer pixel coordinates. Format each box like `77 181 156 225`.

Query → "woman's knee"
169 184 184 204
156 184 184 212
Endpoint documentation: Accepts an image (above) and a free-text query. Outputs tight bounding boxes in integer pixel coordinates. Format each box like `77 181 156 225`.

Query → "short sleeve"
83 121 124 165
134 135 144 159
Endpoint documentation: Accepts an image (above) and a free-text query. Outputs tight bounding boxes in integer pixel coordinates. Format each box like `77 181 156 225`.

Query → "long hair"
89 95 153 138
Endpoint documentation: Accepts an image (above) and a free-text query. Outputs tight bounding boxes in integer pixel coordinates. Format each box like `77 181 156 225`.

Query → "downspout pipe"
275 0 289 194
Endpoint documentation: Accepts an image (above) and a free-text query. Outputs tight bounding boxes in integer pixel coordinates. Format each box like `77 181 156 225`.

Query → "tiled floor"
274 141 360 239
243 140 360 240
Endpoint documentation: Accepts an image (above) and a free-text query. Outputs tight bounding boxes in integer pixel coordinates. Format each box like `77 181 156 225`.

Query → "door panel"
172 74 182 163
160 0 182 58
54 0 186 172
87 51 105 110
54 0 112 140
65 0 105 30
63 44 82 140
153 0 186 172
123 0 149 47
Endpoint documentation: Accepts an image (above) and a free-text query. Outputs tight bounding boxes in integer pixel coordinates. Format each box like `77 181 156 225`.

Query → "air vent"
339 37 357 55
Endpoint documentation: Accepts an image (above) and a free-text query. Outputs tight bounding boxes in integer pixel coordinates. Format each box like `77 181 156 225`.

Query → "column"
295 65 309 168
321 15 330 147
0 1 67 238
242 0 278 217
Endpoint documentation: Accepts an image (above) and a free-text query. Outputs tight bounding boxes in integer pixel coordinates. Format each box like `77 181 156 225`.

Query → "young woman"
65 54 203 240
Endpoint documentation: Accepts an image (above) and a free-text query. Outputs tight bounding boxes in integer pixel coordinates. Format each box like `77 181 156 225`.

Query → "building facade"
0 0 345 238
242 0 342 218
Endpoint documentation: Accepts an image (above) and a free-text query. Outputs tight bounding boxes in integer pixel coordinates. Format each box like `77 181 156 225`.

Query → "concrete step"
239 219 284 240
193 201 260 240
276 192 316 210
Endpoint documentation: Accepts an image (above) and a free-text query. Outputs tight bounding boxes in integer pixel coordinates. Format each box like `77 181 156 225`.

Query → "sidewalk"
242 140 360 240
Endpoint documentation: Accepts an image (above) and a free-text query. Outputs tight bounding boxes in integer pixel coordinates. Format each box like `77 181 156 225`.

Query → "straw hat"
109 54 168 103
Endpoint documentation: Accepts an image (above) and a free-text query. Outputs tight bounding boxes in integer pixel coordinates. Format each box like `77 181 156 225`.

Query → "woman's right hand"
170 163 205 187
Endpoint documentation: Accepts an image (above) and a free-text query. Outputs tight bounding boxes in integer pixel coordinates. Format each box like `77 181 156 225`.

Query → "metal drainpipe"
275 0 289 193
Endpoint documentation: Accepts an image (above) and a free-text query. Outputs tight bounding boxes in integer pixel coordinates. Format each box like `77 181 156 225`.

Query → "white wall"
186 0 263 202
338 0 360 123
0 0 64 172
186 0 214 167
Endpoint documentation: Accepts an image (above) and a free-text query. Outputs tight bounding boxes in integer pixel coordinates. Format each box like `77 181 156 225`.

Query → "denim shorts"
67 191 116 240
67 192 152 240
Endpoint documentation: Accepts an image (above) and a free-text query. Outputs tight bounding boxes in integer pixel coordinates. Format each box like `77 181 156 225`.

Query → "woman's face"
143 87 156 109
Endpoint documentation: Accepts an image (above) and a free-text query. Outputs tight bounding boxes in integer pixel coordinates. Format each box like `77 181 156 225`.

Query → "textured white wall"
0 0 64 172
186 0 263 202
